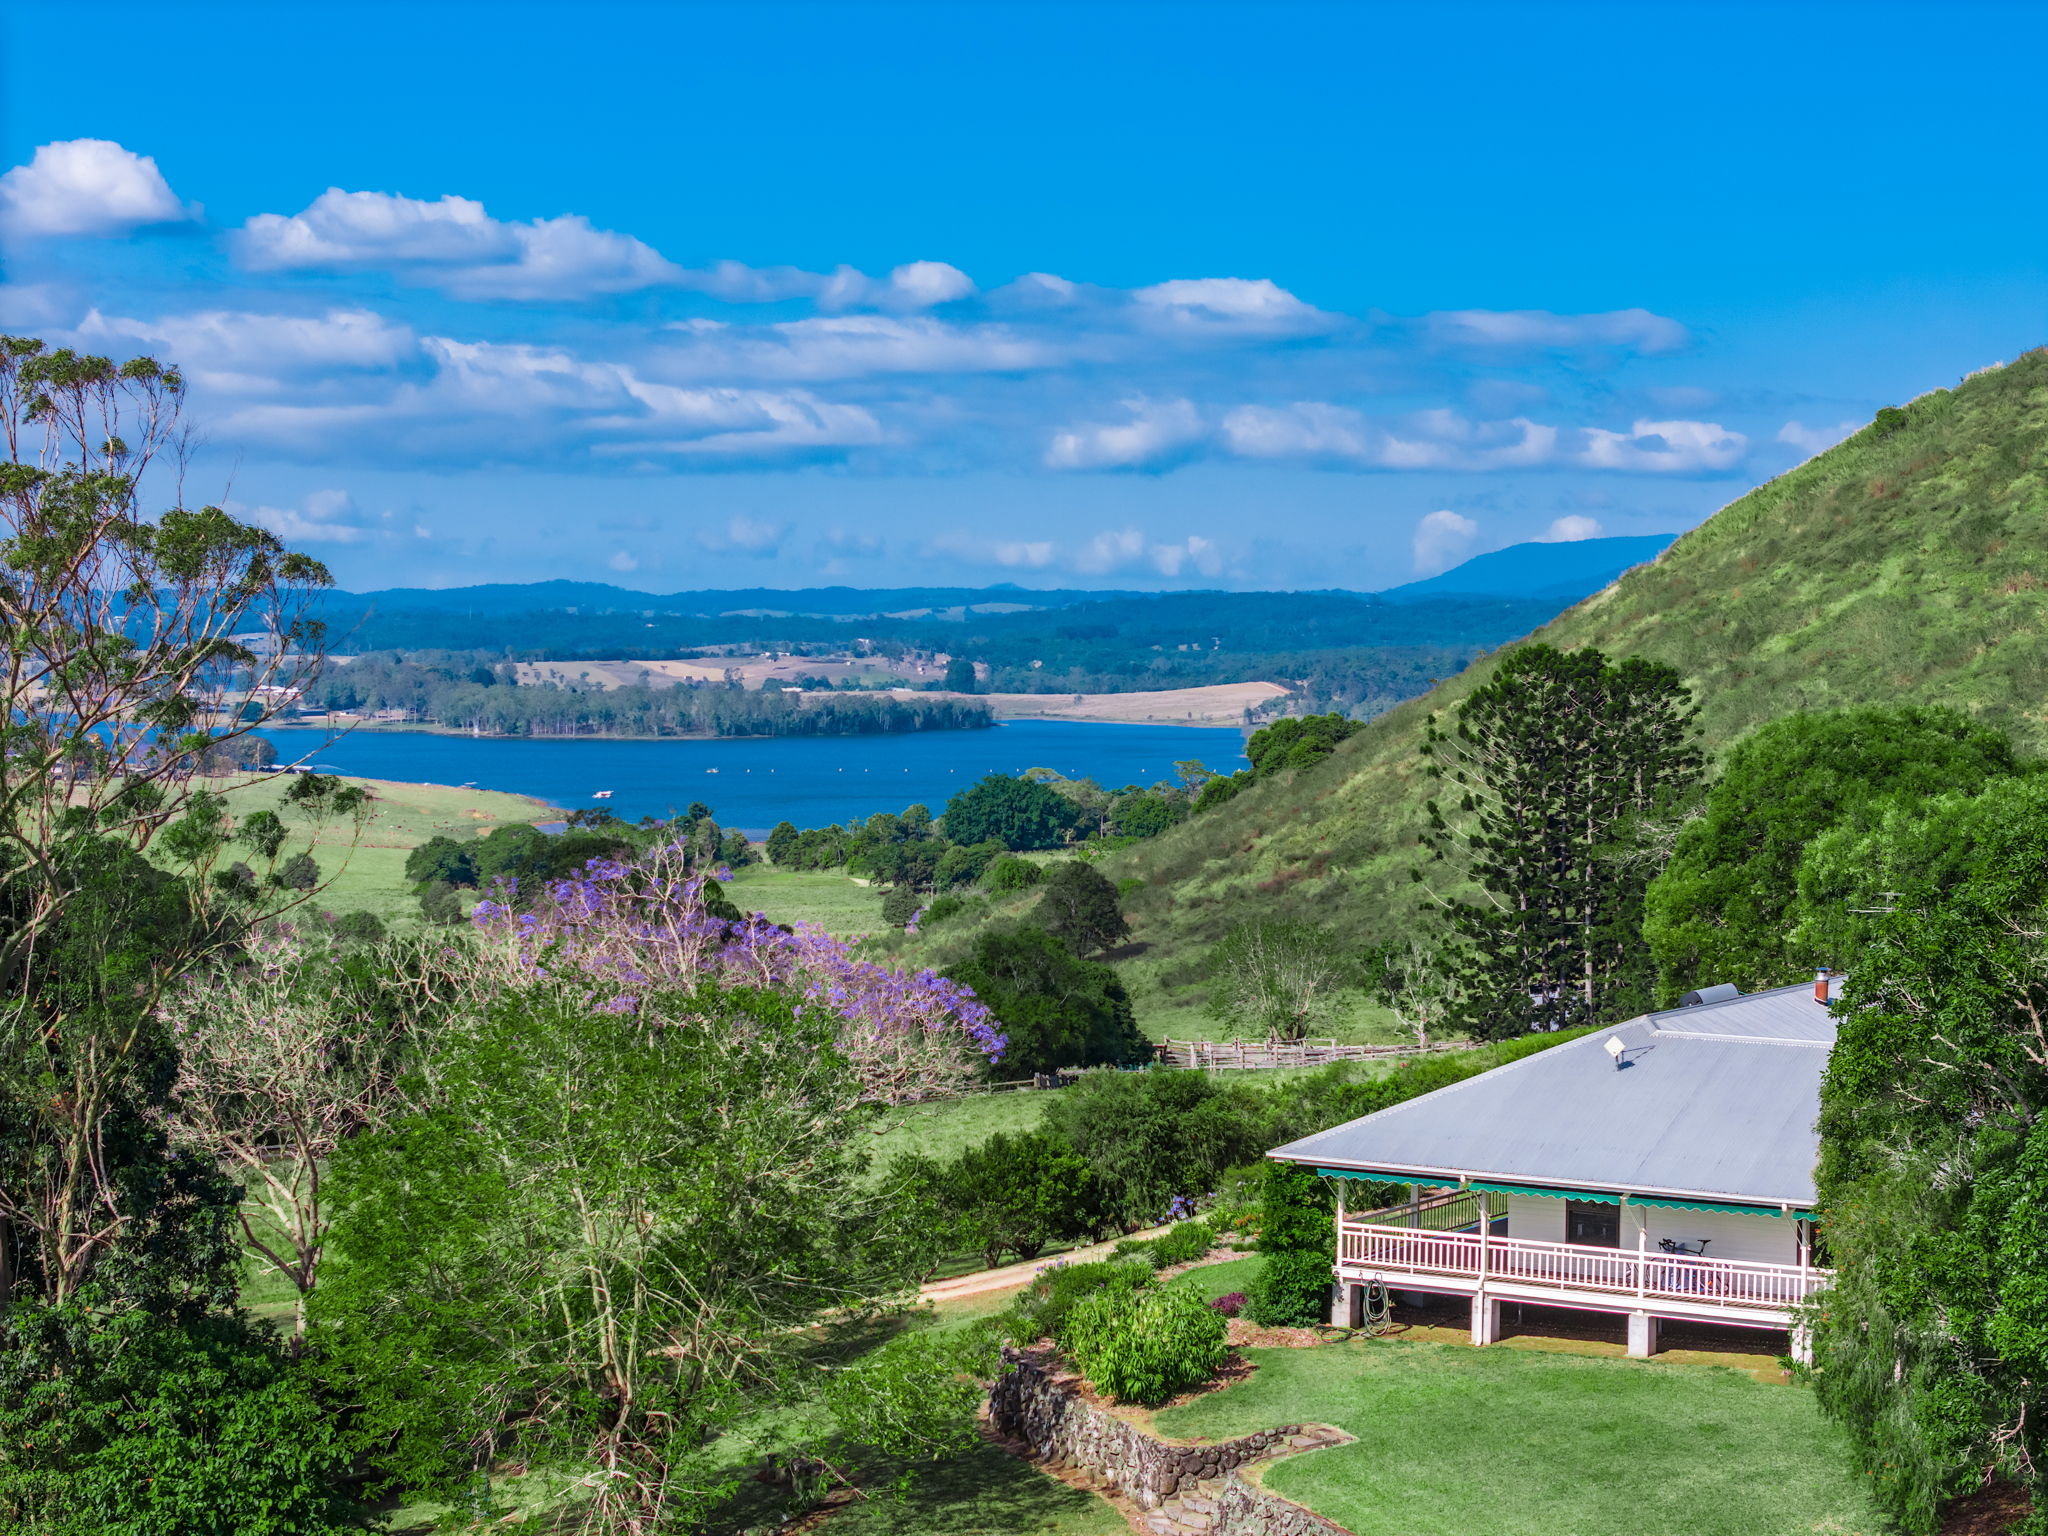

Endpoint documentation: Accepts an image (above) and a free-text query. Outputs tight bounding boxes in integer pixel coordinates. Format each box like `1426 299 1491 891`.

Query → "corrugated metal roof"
1270 983 1834 1207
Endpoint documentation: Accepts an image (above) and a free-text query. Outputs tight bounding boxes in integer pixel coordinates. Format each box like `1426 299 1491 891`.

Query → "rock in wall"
987 1347 1353 1533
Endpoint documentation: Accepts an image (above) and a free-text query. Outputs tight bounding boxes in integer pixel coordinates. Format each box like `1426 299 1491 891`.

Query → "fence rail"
1338 1221 1830 1313
1158 1038 1477 1070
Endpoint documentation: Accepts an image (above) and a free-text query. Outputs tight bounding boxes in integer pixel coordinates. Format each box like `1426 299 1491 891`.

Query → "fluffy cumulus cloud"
238 188 683 301
695 513 790 557
1578 418 1747 473
1131 277 1340 337
1413 509 1480 576
1045 397 1204 470
4 144 1776 514
0 139 192 239
1540 515 1604 542
1426 308 1690 355
1072 528 1222 578
240 488 427 546
74 306 414 392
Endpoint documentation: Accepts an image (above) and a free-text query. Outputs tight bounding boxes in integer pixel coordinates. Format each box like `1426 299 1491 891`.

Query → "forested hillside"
1106 350 2048 977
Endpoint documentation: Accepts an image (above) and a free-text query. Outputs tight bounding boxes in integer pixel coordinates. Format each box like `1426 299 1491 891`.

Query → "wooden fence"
1155 1038 1478 1070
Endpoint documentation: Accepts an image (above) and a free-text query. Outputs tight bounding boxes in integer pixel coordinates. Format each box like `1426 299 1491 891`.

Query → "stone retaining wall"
987 1348 1353 1534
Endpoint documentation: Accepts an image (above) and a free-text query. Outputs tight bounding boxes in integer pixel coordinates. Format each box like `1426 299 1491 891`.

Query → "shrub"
277 850 321 890
880 885 921 929
1245 1249 1333 1328
1109 1237 1159 1267
919 893 966 926
940 1129 1107 1268
1210 1291 1247 1319
1008 1259 1151 1344
983 855 1044 894
330 910 387 945
1150 1220 1215 1268
1066 1287 1228 1406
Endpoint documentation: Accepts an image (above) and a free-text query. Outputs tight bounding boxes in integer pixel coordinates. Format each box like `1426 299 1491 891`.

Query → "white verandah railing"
1338 1218 1830 1314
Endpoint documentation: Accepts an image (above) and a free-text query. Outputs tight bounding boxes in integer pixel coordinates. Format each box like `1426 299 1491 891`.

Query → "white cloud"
1132 277 1339 337
1777 419 1860 457
656 314 1057 382
1540 515 1604 542
675 259 833 303
993 539 1056 568
818 260 975 311
1427 307 1689 354
238 188 682 300
607 549 640 573
1413 510 1480 576
1578 418 1747 473
1221 402 1373 460
0 139 192 239
927 531 1057 569
74 306 413 393
190 329 884 465
1221 403 1559 471
696 513 790 557
1071 528 1223 577
1045 397 1203 470
243 488 374 545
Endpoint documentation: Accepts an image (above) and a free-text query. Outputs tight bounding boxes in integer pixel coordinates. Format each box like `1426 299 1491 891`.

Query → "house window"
1565 1200 1620 1248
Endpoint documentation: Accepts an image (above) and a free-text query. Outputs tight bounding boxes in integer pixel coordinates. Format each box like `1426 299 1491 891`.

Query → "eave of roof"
1267 983 1834 1208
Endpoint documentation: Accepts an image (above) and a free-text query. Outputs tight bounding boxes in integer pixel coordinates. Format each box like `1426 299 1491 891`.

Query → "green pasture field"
182 770 552 926
727 862 888 934
1154 1339 1882 1536
864 1088 1054 1170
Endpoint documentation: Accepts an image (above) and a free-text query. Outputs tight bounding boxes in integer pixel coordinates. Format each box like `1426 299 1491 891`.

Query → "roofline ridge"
1644 979 1820 1026
1269 1021 1641 1158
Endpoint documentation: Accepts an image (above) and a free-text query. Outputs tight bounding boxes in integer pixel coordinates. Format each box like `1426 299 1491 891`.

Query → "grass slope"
1156 1340 1881 1536
181 772 552 926
1103 349 2048 979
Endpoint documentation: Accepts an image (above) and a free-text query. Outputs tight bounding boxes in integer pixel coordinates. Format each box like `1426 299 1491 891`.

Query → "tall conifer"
1419 644 1700 1037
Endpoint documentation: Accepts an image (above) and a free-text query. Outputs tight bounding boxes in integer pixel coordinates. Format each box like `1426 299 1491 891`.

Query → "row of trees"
306 648 995 737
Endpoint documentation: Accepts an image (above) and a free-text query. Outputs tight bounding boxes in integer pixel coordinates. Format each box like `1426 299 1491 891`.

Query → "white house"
1266 980 1836 1359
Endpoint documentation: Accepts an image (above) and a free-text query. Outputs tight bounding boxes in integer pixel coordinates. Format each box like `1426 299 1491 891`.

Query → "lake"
255 720 1248 834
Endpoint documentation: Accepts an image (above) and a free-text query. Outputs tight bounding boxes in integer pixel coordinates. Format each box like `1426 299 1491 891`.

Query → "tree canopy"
1033 860 1130 957
1643 705 2020 998
1812 773 2048 1532
939 773 1086 850
948 926 1145 1076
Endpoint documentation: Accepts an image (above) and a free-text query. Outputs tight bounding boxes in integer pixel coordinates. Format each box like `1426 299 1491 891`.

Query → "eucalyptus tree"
0 336 355 1528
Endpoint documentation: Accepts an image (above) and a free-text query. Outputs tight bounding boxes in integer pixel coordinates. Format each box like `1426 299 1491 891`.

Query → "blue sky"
4 0 2043 592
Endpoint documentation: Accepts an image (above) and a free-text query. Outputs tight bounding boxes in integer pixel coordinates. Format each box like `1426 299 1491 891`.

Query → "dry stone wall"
987 1348 1354 1535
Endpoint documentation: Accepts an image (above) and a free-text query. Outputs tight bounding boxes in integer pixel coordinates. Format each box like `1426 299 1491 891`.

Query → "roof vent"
1679 983 1741 1008
1813 968 1845 1005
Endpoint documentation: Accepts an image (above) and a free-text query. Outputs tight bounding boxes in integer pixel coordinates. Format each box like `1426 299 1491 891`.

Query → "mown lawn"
1154 1339 1884 1536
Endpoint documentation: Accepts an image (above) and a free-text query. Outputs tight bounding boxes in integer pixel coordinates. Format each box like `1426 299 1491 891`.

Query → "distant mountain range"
322 534 1678 625
1378 534 1677 603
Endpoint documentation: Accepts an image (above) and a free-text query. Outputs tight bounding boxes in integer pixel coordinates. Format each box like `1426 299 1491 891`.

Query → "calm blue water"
254 721 1248 834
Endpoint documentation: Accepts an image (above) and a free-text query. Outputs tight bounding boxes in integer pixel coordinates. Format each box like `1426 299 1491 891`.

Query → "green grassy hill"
1089 348 2048 988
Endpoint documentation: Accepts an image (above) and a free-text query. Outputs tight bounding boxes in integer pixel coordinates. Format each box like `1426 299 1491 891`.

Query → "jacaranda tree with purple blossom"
463 840 1006 1102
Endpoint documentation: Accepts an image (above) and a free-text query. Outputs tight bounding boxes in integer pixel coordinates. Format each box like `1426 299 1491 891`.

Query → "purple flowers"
1210 1292 1246 1319
469 843 1006 1102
